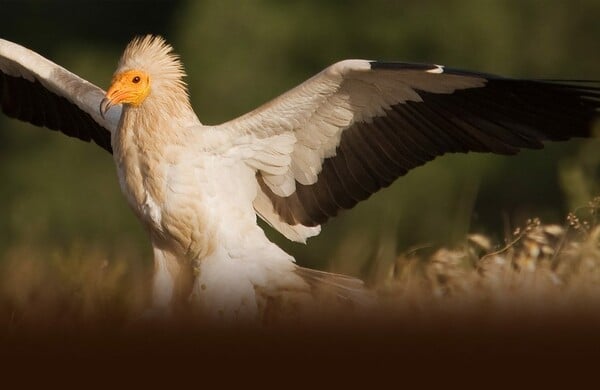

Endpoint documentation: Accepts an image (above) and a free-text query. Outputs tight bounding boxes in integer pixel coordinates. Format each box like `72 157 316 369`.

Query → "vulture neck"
140 85 197 124
120 82 200 134
115 85 201 160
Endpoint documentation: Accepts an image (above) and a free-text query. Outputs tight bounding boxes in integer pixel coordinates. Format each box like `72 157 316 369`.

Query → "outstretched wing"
0 38 120 153
223 60 600 242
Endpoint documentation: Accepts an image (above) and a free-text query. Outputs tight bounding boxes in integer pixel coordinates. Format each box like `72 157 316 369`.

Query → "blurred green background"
1 0 599 281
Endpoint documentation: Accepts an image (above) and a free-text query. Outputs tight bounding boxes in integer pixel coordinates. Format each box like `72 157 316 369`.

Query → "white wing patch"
253 188 321 243
0 39 52 80
426 64 445 74
242 132 297 196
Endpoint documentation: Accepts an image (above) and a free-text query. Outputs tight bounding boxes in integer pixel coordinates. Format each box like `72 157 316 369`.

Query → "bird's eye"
132 76 141 84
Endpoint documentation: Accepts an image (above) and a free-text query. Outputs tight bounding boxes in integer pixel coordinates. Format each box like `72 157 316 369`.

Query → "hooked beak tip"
100 97 112 119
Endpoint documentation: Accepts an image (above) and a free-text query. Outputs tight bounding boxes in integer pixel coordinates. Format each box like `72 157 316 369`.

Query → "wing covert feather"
226 60 599 242
0 38 119 153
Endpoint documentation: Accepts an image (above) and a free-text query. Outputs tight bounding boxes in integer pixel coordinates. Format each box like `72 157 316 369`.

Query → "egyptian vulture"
1 35 599 321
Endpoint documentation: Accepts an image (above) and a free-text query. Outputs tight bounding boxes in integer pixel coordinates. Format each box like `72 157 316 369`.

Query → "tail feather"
294 266 375 306
254 256 376 324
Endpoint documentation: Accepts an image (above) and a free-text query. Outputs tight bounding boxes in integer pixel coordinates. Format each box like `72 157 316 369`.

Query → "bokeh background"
1 0 599 289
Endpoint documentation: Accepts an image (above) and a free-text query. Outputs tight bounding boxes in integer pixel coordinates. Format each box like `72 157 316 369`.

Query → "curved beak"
100 96 114 119
100 80 127 119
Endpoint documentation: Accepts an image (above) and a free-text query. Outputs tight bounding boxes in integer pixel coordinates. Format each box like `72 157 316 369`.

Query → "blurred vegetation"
0 0 599 291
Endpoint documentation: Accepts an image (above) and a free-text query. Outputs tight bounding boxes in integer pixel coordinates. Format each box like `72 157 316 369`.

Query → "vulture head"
100 35 190 118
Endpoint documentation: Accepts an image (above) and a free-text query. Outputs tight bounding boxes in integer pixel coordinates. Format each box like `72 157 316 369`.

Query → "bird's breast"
112 118 169 230
114 148 164 227
112 118 267 260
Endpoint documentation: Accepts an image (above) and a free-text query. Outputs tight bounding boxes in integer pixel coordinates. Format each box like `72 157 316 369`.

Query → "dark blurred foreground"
2 310 600 386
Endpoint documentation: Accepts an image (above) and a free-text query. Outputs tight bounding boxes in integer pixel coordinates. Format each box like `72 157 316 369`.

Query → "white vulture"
0 35 599 321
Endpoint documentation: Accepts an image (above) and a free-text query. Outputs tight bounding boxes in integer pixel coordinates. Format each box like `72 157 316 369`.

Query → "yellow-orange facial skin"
100 70 150 117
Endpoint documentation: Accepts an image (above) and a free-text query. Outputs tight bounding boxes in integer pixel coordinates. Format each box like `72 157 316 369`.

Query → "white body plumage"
114 102 308 320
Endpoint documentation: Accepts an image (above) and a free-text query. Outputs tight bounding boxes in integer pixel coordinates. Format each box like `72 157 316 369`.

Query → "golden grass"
1 198 600 332
376 197 600 324
0 243 151 331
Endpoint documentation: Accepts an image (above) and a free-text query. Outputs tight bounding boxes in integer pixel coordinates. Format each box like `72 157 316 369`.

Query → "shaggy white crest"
116 35 190 103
